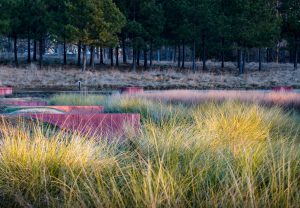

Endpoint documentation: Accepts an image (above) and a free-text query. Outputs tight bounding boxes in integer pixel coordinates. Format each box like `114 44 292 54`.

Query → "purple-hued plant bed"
138 90 300 109
272 86 293 92
0 87 13 96
23 113 141 138
121 87 144 94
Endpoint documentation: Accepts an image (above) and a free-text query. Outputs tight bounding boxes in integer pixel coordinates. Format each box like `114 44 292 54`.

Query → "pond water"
2 89 300 99
5 90 116 99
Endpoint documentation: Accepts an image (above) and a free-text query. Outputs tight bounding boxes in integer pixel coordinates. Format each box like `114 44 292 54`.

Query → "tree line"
0 0 299 73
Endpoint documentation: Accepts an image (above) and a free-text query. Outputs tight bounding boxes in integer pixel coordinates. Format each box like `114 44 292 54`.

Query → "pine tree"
281 0 300 70
68 0 125 71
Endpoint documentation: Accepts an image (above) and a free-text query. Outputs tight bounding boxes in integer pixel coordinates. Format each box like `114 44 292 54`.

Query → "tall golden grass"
0 96 299 207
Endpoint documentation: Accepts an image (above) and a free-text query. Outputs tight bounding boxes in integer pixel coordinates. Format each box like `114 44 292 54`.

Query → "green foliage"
48 0 74 43
0 0 297 69
250 0 281 48
0 1 11 35
281 0 300 37
139 0 165 46
220 0 281 48
0 0 125 66
117 0 165 51
67 0 104 45
281 0 300 56
0 0 23 37
162 0 190 42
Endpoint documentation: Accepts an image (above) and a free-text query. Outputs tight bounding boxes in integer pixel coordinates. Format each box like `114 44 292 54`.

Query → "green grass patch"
49 94 106 106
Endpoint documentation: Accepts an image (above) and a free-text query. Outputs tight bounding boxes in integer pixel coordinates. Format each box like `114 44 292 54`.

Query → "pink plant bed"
121 87 144 94
272 86 293 92
138 90 300 108
45 106 105 114
24 113 140 138
0 87 13 96
0 100 48 106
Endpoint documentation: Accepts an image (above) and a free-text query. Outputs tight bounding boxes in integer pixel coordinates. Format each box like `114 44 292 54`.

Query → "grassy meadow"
0 92 300 207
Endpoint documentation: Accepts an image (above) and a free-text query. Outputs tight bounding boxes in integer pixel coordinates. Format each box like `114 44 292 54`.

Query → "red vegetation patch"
272 86 293 92
140 90 300 109
0 87 13 96
121 87 144 94
24 113 141 138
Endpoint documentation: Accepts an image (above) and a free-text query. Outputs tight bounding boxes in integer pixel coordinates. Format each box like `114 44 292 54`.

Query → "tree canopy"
0 0 299 71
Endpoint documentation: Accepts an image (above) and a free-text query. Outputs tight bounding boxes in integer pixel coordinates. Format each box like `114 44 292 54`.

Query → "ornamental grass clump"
192 102 295 153
0 118 119 207
127 104 300 207
105 95 188 122
0 99 299 207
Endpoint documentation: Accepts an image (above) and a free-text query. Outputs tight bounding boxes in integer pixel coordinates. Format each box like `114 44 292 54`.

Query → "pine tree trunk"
294 41 298 70
132 48 136 71
202 33 206 71
39 39 43 69
90 46 92 66
8 37 13 53
14 36 18 67
96 47 99 59
110 48 113 67
258 48 262 71
289 49 293 63
221 37 224 69
63 39 67 65
78 42 82 66
90 46 95 68
173 45 177 62
276 43 279 63
100 47 104 64
237 49 240 68
144 49 148 69
181 40 185 69
298 46 300 66
116 47 119 67
239 49 243 74
150 41 153 67
242 49 246 73
82 45 87 71
166 47 170 61
122 34 127 64
137 50 140 66
27 36 31 63
192 39 196 73
178 44 181 68
33 40 37 61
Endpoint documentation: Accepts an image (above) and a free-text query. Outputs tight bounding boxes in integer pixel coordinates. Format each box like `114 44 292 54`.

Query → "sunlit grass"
0 97 300 207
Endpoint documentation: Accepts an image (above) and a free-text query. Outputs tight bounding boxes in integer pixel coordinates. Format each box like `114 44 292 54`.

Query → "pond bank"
1 63 300 90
